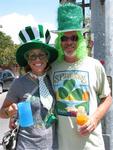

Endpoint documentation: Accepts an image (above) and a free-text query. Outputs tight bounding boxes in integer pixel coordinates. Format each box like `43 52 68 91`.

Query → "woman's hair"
54 31 88 62
24 64 32 73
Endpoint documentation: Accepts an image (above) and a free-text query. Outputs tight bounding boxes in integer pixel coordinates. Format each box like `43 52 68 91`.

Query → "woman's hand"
4 103 18 118
9 117 17 129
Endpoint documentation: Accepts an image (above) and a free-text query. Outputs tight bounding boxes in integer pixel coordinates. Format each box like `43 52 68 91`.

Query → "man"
51 3 112 150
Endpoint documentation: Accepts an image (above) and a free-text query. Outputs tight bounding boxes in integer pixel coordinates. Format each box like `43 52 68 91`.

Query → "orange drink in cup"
76 106 89 126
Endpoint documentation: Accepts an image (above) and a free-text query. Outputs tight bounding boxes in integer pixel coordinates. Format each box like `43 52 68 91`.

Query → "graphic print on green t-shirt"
53 70 90 116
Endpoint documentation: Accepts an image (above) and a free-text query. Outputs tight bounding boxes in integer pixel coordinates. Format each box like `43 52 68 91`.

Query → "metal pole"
104 0 113 149
59 0 75 4
91 0 113 150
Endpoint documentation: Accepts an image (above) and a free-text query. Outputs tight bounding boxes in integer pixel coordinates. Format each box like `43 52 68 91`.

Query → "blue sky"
0 0 59 26
0 0 59 43
0 0 90 44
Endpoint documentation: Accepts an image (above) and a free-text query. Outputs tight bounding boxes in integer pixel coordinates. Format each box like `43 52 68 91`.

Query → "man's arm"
79 94 112 136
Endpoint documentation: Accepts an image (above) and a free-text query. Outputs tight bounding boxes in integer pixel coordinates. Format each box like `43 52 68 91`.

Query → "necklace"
29 72 46 79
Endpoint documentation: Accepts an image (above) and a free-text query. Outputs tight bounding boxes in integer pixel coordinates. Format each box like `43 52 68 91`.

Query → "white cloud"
0 13 57 44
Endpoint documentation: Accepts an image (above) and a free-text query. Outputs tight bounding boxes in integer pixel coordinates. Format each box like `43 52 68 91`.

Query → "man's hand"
78 117 97 136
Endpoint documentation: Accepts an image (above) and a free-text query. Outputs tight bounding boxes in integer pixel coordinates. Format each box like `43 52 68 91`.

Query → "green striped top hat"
52 3 85 33
16 25 58 67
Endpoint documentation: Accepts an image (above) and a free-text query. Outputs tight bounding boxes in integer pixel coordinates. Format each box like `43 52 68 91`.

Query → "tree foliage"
0 31 19 66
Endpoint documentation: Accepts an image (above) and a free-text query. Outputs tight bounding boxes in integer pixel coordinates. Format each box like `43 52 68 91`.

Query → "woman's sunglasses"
28 53 48 61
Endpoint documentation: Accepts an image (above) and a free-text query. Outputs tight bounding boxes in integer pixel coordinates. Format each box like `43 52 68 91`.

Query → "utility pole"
91 0 113 150
104 0 113 149
59 0 75 4
76 0 90 27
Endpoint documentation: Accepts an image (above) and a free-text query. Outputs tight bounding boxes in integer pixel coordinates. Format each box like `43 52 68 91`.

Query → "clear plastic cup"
18 101 34 127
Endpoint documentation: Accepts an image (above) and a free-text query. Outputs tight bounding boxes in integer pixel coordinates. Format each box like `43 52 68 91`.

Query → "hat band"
58 23 82 31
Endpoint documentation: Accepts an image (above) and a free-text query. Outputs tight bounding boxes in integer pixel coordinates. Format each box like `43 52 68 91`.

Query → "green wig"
54 31 88 62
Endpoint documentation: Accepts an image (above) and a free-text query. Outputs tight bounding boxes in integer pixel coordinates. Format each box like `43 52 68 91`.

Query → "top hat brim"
51 28 87 34
16 41 58 67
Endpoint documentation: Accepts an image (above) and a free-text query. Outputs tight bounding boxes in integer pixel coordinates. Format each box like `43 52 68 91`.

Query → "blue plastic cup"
18 101 34 127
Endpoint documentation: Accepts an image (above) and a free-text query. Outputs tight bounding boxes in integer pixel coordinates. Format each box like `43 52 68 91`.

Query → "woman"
0 25 58 150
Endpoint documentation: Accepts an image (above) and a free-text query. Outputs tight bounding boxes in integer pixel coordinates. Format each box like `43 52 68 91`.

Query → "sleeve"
5 78 22 103
96 61 111 99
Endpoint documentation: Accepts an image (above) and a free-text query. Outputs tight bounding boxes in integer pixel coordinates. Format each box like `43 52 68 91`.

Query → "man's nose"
66 39 73 44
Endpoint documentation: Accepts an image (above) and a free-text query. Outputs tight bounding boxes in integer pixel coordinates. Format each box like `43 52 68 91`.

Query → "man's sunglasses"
61 35 78 42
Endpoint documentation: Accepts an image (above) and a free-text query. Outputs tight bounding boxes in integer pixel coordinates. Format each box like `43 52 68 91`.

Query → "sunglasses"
28 53 48 61
61 35 78 42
